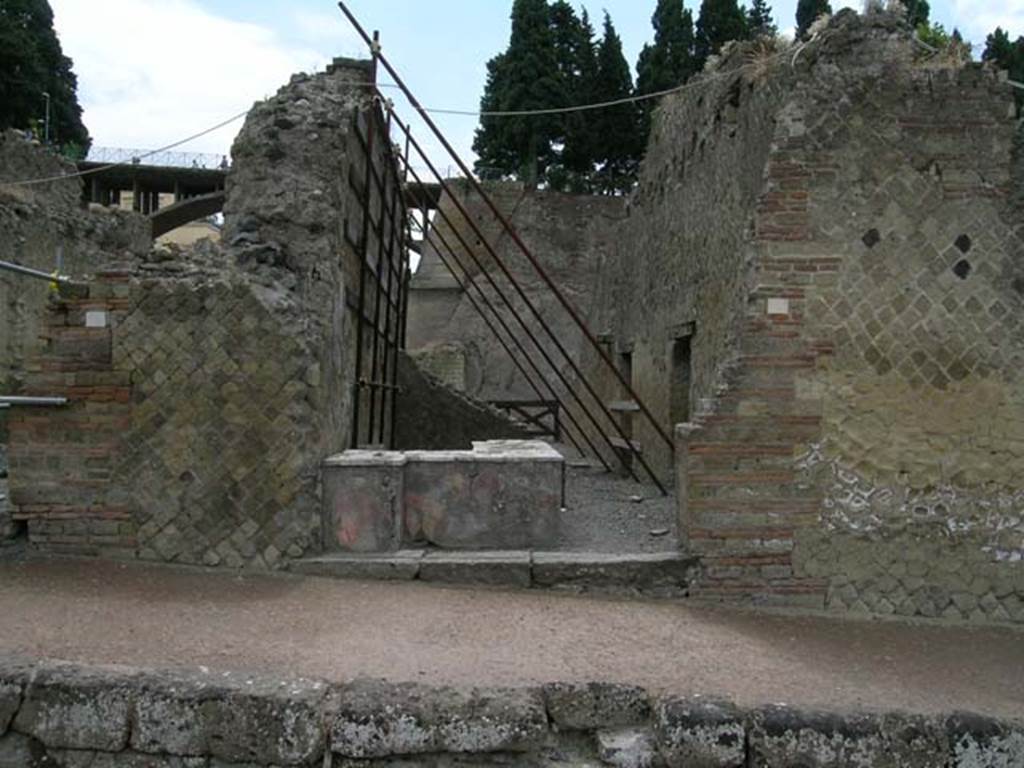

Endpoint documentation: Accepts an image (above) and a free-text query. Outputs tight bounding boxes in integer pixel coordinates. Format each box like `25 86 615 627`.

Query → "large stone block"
404 441 563 550
198 675 327 766
322 441 564 552
12 663 135 751
322 452 406 553
947 712 1024 768
654 696 746 768
747 706 948 768
130 670 214 756
0 658 30 737
543 682 651 731
329 680 548 759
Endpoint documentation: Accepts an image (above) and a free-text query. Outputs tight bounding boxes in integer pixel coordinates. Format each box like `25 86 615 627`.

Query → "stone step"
288 549 699 596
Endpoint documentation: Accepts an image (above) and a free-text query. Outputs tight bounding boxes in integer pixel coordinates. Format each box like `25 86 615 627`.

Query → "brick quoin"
8 271 136 557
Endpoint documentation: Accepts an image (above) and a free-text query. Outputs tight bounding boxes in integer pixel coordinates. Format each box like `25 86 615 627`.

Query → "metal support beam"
0 260 73 284
0 396 68 406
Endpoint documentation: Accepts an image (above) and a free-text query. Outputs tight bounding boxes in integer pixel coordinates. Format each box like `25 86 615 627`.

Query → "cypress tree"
636 0 697 143
549 2 598 190
795 0 831 39
0 0 89 154
746 0 777 38
694 0 750 66
590 13 641 194
902 0 929 29
983 28 1023 111
472 0 562 188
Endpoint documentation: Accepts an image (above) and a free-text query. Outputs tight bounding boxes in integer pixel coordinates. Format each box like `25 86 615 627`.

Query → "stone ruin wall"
6 58 406 566
407 182 626 405
1 656 1022 768
590 10 1024 622
0 131 149 397
0 132 149 543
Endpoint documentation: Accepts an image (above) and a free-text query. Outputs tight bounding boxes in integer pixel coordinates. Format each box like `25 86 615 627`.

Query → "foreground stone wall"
597 10 1024 621
0 656 1020 767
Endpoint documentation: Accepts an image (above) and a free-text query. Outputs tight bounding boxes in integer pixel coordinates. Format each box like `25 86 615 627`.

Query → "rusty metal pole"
406 194 597 466
349 34 380 448
337 0 675 459
396 122 662 490
400 157 610 472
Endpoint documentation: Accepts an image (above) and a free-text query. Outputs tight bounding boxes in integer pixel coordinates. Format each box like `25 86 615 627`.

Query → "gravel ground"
0 557 1021 720
555 463 678 553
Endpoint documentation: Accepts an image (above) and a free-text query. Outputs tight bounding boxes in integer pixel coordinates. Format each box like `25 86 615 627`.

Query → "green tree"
983 28 1024 111
694 0 749 65
902 0 929 28
0 0 89 151
549 2 598 190
636 0 697 142
983 27 1015 65
590 13 641 194
795 0 831 38
746 0 777 38
472 0 562 188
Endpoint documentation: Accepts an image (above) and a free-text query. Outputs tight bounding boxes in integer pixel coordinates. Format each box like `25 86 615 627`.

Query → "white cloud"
50 0 337 157
953 0 1024 40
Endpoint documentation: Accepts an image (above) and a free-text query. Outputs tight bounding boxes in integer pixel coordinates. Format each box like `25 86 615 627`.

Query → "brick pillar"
7 269 137 557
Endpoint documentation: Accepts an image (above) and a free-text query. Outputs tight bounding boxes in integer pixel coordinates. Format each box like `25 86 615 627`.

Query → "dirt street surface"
0 557 1020 721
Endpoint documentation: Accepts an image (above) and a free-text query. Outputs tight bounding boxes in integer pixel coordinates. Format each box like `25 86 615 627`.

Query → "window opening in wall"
670 333 693 428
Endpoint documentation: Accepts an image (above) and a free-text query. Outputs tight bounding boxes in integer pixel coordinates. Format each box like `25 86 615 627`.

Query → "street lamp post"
42 91 51 144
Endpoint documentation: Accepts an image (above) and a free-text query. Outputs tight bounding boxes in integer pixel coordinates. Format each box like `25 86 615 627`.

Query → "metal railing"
85 147 229 170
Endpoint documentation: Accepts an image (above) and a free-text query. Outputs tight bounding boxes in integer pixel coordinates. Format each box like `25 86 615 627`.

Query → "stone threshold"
0 656 1020 767
288 549 699 595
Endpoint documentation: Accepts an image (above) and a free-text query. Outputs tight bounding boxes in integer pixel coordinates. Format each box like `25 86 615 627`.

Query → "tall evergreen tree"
472 0 562 188
694 0 749 65
902 0 929 28
590 13 641 194
795 0 831 38
0 0 89 153
983 27 1014 65
549 2 598 190
983 27 1023 111
746 0 777 38
636 1 696 143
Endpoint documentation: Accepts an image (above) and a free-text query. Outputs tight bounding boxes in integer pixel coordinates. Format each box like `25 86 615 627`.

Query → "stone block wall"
6 58 407 566
598 10 1024 621
0 657 1021 768
7 261 336 565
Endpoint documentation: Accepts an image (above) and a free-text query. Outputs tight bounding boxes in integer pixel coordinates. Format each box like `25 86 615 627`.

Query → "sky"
49 0 1024 169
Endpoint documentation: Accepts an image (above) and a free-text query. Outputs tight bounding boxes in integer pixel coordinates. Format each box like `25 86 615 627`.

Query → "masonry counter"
322 440 565 553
